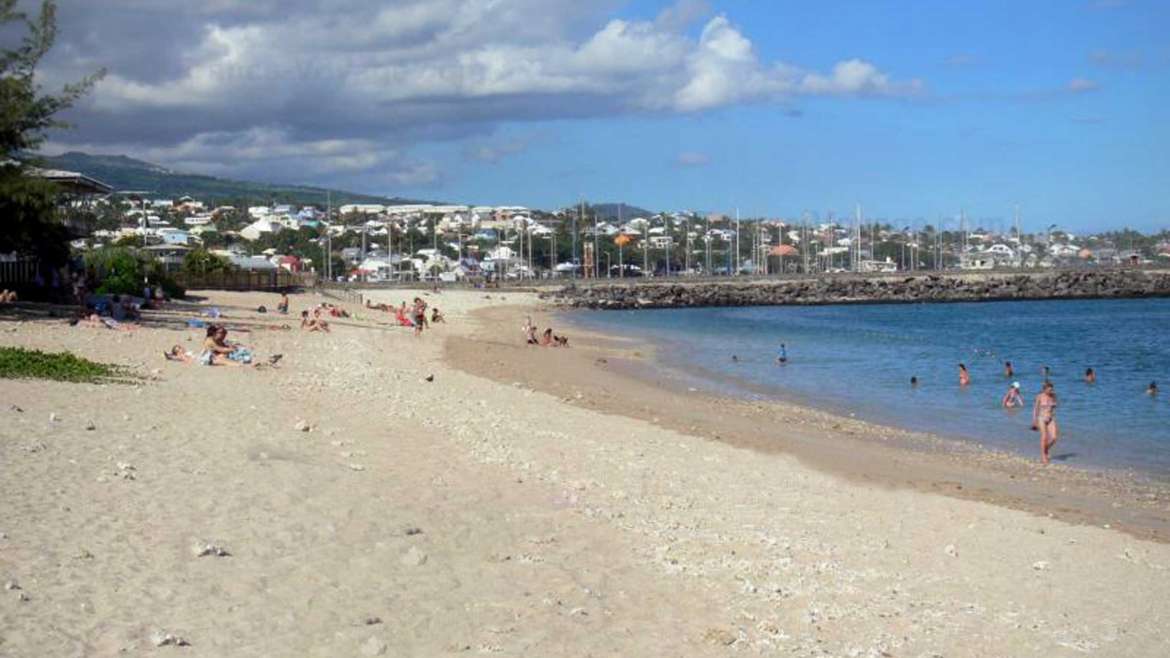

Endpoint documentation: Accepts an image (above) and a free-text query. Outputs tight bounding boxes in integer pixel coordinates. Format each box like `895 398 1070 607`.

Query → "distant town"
32 165 1170 285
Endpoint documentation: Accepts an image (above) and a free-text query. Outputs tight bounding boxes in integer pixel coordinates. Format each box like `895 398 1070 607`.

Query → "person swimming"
731 355 739 362
1084 367 1096 384
1148 381 1159 397
958 363 971 387
776 343 788 365
1002 381 1024 408
910 376 918 388
1003 361 1014 378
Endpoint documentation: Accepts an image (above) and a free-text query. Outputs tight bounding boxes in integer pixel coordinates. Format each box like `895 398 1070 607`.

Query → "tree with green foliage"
0 0 104 266
182 247 233 276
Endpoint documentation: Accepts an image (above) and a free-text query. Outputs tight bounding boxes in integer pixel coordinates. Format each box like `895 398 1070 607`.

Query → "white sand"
1 288 1168 657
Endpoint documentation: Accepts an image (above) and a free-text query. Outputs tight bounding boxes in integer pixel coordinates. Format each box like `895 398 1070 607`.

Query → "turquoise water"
568 298 1170 475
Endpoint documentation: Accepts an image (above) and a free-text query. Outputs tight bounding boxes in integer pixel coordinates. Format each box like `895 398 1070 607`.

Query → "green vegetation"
0 0 104 267
182 247 233 275
84 246 185 297
0 346 126 383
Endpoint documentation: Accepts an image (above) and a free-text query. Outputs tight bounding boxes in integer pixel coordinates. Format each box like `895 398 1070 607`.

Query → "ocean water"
567 298 1170 475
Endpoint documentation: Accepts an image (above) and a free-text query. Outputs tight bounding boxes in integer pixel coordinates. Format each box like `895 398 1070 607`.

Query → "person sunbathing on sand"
74 309 136 331
164 344 194 363
301 309 330 332
200 325 241 366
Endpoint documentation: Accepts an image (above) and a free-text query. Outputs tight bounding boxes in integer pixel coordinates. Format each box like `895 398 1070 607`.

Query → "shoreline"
445 301 1170 543
5 288 1170 655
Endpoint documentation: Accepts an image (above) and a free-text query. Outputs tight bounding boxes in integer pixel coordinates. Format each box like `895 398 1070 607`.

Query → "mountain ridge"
33 151 435 207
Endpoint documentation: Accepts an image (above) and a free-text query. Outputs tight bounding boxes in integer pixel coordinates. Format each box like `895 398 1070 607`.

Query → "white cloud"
43 1 923 188
1067 78 1100 93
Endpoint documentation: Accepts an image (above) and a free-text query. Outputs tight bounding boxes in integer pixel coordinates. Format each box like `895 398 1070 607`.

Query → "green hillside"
33 151 435 207
591 202 656 221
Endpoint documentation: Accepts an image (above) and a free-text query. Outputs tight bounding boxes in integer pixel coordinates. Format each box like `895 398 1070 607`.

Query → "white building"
240 218 284 241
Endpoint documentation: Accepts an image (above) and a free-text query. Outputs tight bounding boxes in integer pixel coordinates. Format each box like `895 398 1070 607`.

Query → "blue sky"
42 0 1169 231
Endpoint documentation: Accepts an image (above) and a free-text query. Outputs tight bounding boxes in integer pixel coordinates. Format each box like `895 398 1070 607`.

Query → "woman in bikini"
1032 381 1059 464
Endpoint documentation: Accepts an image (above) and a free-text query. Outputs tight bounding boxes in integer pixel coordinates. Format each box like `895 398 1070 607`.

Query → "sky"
24 0 1170 232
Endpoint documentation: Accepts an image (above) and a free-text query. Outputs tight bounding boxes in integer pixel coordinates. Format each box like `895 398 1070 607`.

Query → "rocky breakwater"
543 269 1170 309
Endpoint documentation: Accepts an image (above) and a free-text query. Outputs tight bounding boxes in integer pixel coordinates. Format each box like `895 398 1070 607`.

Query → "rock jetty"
543 269 1170 309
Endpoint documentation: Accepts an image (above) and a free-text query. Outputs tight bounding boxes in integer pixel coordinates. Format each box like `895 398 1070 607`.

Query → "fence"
0 259 38 287
174 269 307 291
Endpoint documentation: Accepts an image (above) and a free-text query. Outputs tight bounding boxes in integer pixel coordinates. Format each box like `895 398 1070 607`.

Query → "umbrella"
769 244 798 257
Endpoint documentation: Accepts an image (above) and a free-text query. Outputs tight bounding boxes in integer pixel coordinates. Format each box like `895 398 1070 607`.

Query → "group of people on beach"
523 316 569 347
164 323 279 368
366 297 445 335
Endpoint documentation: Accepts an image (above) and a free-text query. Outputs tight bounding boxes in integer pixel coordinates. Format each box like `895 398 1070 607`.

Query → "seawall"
543 269 1170 309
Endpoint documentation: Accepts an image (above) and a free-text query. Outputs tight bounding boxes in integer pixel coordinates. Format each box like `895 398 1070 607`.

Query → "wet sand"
445 303 1170 543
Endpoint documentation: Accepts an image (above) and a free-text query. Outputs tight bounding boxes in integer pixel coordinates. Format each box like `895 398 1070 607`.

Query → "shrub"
0 346 127 383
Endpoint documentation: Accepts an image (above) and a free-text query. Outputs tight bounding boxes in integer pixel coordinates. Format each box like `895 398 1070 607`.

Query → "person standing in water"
776 343 788 365
1084 367 1096 384
1002 381 1024 408
958 363 971 387
1042 365 1051 383
1003 361 1014 378
1148 381 1159 397
1032 381 1059 464
910 376 918 388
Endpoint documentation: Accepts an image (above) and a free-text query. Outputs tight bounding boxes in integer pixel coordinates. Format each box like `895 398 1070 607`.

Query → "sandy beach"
2 288 1170 657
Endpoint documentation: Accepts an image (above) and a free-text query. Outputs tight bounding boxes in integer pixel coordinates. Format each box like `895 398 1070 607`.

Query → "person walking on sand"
958 363 971 387
1002 381 1024 408
1032 381 1059 464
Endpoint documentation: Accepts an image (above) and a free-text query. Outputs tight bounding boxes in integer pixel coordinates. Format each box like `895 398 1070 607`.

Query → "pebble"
363 616 383 625
150 631 190 647
702 627 737 646
192 542 231 558
294 420 312 432
401 546 428 567
1032 560 1050 571
403 526 423 536
49 412 60 423
360 636 387 656
4 580 19 590
348 463 366 472
85 421 96 431
944 544 958 558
